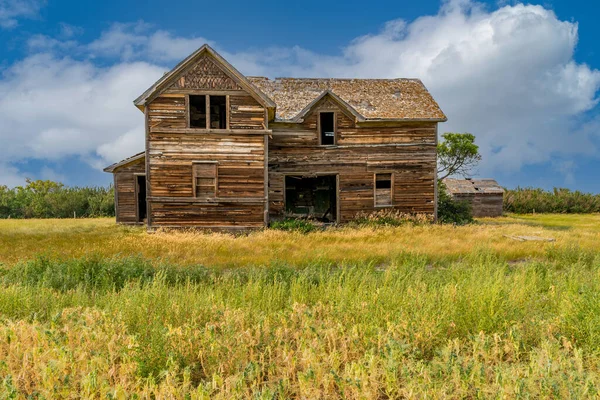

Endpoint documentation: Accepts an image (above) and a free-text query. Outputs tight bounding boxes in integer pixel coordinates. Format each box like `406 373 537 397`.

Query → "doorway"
285 175 337 222
136 175 147 223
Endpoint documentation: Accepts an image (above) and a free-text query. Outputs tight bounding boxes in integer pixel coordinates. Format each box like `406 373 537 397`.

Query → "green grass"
1 215 600 398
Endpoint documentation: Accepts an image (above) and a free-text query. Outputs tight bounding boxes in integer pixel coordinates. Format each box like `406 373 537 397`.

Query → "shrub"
350 209 433 227
437 181 474 225
0 179 114 219
270 218 318 234
504 187 600 214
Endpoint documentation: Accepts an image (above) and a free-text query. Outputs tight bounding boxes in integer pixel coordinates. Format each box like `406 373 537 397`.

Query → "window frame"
317 111 337 146
192 161 218 198
374 172 394 207
187 94 230 130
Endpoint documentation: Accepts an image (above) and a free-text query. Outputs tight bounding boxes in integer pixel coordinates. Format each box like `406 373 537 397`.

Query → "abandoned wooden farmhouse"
104 44 447 230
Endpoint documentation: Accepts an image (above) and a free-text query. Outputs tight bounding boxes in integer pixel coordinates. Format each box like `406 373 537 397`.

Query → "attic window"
319 112 335 145
189 95 207 128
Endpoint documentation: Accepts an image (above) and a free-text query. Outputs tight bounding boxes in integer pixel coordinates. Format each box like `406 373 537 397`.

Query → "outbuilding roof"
103 151 145 173
248 77 447 122
443 179 504 195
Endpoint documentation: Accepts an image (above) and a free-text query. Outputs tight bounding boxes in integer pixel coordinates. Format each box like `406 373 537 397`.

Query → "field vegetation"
0 180 114 219
1 214 600 398
504 187 600 214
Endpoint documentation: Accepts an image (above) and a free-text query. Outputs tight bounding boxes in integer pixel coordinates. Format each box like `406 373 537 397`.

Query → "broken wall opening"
285 175 337 222
136 175 147 222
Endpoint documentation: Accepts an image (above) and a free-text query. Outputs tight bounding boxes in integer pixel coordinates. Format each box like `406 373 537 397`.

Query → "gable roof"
291 90 363 123
103 151 145 173
133 43 446 122
133 44 276 111
248 77 447 122
443 178 504 195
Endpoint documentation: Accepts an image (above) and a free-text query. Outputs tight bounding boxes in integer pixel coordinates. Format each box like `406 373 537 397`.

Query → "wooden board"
113 158 145 224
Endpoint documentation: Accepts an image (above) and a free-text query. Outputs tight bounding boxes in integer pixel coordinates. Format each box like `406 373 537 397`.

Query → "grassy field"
1 215 600 398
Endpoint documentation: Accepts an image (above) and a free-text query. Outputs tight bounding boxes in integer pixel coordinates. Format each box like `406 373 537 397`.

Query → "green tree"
437 181 473 225
437 133 481 180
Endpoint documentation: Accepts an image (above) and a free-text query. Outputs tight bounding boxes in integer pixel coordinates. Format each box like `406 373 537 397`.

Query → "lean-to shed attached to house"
443 178 504 217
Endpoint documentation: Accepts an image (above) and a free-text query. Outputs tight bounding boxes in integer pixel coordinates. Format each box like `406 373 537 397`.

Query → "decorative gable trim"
291 90 365 123
133 44 276 111
169 54 243 91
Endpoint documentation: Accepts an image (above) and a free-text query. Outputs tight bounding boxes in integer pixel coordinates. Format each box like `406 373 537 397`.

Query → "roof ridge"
248 76 423 82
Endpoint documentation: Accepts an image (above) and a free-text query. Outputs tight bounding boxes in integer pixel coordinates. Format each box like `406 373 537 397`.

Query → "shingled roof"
248 77 447 122
103 151 145 173
443 179 504 195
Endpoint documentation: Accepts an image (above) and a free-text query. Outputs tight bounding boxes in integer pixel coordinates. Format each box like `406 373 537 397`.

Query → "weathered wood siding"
269 97 437 222
147 94 267 228
452 193 504 217
113 159 145 224
148 95 187 129
229 95 265 130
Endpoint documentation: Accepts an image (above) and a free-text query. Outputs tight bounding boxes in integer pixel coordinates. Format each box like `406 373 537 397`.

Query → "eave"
103 151 145 173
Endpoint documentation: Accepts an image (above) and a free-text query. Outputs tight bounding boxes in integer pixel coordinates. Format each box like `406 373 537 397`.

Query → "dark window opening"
375 176 391 189
136 175 147 222
210 95 227 129
285 175 337 222
189 95 207 128
320 112 335 145
375 173 392 207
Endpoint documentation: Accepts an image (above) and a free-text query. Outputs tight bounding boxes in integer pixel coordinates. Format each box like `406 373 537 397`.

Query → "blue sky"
1 0 599 192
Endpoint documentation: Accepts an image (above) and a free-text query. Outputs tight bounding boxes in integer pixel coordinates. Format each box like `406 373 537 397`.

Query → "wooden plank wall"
269 97 437 222
113 159 145 224
148 95 186 129
451 193 504 217
146 93 267 228
229 95 265 130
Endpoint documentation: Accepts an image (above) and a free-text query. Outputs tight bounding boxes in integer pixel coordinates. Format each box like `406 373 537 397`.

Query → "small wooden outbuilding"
443 178 504 217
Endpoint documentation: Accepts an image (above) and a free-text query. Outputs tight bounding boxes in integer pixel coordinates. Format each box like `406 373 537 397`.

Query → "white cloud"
1 0 599 188
0 0 44 29
222 0 600 178
0 53 163 175
0 163 26 187
88 22 211 62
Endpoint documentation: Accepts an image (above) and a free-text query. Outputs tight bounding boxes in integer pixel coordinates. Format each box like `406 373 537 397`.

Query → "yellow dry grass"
1 214 600 398
1 214 598 268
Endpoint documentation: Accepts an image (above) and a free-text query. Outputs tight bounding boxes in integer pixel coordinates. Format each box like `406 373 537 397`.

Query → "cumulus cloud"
0 0 44 29
1 0 599 187
0 53 164 173
223 0 600 177
88 22 211 62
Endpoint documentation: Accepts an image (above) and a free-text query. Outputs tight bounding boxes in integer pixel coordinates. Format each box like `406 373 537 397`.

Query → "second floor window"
319 112 335 145
210 96 227 129
189 95 207 128
189 95 228 129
